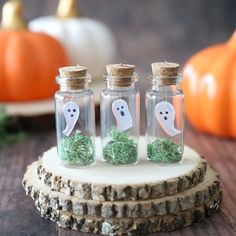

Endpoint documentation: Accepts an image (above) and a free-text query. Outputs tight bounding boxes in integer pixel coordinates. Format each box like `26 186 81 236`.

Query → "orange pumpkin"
182 30 236 138
0 0 68 101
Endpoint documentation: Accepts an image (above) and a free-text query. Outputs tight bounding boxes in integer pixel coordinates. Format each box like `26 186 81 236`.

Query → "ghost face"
155 101 181 136
63 101 80 136
112 99 132 132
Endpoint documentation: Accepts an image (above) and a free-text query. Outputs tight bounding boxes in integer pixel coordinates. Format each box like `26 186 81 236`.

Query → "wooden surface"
0 120 235 236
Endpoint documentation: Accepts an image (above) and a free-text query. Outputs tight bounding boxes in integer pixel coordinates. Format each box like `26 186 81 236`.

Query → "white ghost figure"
155 101 181 136
63 101 80 136
112 99 132 132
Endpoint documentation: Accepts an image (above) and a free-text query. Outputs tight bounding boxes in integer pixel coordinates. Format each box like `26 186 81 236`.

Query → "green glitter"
147 137 182 163
103 128 137 165
59 133 95 166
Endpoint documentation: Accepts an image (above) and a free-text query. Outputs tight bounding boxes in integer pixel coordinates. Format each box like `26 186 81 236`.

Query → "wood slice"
31 192 221 235
37 137 207 201
22 161 221 218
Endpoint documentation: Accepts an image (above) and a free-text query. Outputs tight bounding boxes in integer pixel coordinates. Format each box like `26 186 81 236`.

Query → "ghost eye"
166 111 168 114
67 109 71 112
117 108 119 110
160 112 163 115
121 106 124 109
73 109 76 112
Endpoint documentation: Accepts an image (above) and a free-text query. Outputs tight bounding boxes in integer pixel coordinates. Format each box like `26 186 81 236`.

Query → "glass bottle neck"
56 75 91 92
104 73 138 90
149 73 182 91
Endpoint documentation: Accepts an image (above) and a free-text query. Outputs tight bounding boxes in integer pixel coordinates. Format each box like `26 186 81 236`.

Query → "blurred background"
1 0 235 133
0 0 234 69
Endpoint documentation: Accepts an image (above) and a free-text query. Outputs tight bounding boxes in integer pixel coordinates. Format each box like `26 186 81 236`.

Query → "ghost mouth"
164 116 168 120
121 111 125 116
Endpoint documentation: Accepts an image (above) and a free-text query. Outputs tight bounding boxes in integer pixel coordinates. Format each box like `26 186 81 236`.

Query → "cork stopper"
57 65 90 91
151 62 180 85
59 65 87 78
105 63 137 88
106 63 135 77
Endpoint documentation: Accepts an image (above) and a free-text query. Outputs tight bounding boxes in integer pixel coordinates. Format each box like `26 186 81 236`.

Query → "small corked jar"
146 62 184 164
57 65 90 90
151 62 181 86
100 63 140 165
55 65 96 167
104 63 138 88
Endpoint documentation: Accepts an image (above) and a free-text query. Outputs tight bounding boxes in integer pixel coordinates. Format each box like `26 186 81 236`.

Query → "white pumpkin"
29 0 116 79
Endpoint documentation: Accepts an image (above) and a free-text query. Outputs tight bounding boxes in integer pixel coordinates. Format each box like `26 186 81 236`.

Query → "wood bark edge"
22 163 221 218
32 193 221 235
36 157 207 201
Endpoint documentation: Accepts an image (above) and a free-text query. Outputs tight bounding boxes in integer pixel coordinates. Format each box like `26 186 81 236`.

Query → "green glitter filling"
147 137 182 163
103 128 137 165
59 133 95 166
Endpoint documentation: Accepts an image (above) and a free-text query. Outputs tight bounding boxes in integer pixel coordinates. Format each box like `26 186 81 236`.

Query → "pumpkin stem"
57 0 79 19
227 30 236 48
1 0 27 30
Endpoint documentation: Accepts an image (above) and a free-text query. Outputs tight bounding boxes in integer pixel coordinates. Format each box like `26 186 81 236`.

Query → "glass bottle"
146 62 184 164
55 66 96 167
100 64 140 165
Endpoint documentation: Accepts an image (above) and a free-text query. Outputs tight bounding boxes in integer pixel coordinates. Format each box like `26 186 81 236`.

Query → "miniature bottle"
100 64 140 165
146 62 184 163
55 66 96 167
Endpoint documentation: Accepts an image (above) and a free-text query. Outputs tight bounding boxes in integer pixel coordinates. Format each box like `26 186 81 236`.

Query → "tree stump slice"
36 137 207 201
22 162 221 219
35 197 221 235
23 163 221 235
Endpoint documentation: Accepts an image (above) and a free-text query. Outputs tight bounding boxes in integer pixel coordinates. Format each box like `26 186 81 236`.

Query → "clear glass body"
146 83 184 164
55 86 96 167
100 82 140 165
